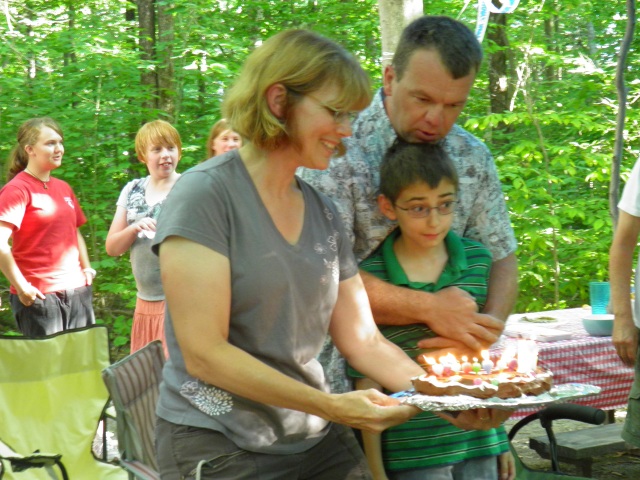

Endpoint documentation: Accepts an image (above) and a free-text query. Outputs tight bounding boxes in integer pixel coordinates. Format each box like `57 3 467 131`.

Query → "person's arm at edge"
610 210 640 366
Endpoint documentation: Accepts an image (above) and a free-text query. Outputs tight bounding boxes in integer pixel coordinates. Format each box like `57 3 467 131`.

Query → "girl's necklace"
25 167 50 189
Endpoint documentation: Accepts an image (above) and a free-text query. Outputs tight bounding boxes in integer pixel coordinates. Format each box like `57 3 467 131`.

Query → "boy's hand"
498 451 516 480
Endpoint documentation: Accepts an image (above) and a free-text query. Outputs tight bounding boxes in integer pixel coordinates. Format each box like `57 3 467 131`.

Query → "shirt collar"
381 229 468 289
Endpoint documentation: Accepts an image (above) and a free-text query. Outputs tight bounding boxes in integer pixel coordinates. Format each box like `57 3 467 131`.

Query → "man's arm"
362 252 518 353
610 210 640 367
362 270 500 352
483 252 518 322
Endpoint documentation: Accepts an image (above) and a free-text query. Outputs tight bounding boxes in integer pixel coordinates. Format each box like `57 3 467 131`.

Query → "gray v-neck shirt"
153 151 358 454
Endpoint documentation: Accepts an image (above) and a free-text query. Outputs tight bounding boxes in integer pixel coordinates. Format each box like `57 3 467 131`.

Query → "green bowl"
582 314 614 336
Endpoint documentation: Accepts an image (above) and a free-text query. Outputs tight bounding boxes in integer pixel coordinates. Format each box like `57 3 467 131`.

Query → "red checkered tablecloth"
491 308 634 418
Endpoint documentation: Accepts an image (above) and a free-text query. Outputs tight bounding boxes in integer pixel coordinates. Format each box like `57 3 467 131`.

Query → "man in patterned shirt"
300 15 518 393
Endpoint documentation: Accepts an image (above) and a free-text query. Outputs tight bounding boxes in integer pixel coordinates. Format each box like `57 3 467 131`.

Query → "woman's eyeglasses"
306 94 359 125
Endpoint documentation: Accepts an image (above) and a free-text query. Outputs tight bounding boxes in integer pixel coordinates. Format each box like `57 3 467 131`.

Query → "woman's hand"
18 283 45 306
324 389 420 433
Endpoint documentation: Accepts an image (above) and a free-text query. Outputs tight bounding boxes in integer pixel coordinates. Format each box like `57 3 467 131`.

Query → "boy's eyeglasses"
306 94 359 125
394 200 457 218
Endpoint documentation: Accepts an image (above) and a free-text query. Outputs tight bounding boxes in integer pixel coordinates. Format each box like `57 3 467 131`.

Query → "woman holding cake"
152 29 510 479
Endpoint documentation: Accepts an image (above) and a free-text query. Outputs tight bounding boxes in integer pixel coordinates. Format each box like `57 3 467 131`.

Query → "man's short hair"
392 15 483 80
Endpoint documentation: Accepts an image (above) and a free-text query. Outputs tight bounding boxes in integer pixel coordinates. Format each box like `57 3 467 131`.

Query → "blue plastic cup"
589 281 610 314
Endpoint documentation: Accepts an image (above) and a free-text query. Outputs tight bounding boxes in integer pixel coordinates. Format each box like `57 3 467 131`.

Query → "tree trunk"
157 1 175 120
377 0 422 69
63 1 77 67
611 0 637 227
137 0 156 112
543 16 556 81
487 13 510 115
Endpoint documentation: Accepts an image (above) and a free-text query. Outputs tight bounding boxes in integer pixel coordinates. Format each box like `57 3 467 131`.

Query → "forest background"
0 0 637 354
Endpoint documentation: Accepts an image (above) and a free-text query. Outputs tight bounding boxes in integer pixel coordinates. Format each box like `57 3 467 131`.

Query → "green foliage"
0 0 381 347
458 0 640 313
0 0 638 347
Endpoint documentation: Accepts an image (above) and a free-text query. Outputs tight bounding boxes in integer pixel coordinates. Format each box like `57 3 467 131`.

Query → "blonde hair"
7 117 63 181
206 118 239 158
135 120 182 163
223 29 371 153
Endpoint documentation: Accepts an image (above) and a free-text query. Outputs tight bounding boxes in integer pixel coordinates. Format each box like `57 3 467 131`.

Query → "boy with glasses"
350 139 511 480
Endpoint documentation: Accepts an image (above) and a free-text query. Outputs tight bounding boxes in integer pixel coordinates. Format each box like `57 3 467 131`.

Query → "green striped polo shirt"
351 228 509 472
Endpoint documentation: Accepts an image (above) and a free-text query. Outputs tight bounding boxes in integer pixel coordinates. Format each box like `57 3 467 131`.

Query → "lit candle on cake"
451 357 462 374
438 355 452 376
442 353 461 374
516 338 539 373
424 357 445 376
472 357 482 373
480 350 494 374
497 346 518 371
461 356 472 374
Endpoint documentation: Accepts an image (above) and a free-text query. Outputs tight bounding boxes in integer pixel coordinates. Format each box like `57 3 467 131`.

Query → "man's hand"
436 407 513 431
362 273 508 353
421 287 504 351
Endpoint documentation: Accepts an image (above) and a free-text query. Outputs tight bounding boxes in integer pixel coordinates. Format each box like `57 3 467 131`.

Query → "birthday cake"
411 351 553 400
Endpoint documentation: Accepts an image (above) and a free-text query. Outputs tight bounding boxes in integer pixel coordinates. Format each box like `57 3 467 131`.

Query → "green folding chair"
0 325 127 480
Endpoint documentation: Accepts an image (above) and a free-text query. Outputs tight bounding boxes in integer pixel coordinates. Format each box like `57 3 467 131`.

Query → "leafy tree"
0 0 637 350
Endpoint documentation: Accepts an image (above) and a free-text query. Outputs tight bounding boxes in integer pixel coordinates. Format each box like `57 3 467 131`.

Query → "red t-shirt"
0 171 87 294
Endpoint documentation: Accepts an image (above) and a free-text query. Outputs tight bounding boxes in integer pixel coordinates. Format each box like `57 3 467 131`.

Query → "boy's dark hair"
392 15 483 80
380 140 459 203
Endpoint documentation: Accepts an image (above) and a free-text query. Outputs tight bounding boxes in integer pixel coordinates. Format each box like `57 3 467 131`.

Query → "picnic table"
493 307 634 419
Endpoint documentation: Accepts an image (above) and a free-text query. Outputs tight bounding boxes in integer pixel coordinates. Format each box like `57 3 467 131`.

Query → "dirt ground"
506 410 640 479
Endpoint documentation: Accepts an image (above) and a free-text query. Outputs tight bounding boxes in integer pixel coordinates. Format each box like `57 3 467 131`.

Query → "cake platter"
392 383 601 411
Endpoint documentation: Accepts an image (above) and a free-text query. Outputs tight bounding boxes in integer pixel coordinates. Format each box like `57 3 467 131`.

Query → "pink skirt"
130 298 168 357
